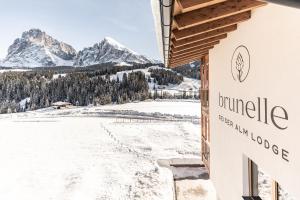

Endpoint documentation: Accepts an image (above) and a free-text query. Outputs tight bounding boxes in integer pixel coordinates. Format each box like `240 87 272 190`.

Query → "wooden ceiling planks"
172 34 226 53
177 0 227 12
172 0 183 31
169 55 205 66
170 55 206 64
170 50 209 62
171 43 217 57
174 0 267 29
172 11 251 40
167 0 267 67
172 25 236 47
171 47 213 60
170 40 220 54
170 55 207 64
170 53 207 66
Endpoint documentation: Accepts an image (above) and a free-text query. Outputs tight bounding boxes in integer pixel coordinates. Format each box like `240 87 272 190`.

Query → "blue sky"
0 0 160 60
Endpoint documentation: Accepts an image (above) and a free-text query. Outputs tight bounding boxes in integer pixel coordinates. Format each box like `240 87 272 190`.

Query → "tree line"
148 68 183 85
173 61 200 80
0 63 199 114
0 70 149 113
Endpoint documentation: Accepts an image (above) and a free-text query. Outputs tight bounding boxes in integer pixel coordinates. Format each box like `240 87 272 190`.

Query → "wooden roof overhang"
167 0 267 67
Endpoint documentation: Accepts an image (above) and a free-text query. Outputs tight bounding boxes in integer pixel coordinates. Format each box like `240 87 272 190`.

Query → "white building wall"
210 3 300 200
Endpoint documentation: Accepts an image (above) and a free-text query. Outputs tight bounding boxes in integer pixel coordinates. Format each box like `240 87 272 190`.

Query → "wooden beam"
169 62 194 67
172 25 236 47
170 57 202 64
170 51 209 62
178 0 226 12
173 11 251 40
174 0 184 16
171 42 215 55
170 59 200 67
169 56 205 67
175 0 266 29
170 54 207 66
171 40 220 55
170 56 202 63
175 54 205 61
171 44 216 58
170 56 205 64
171 48 212 61
172 34 226 53
178 0 216 9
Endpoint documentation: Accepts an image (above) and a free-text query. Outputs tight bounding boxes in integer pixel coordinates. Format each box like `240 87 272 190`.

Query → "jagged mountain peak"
101 37 138 55
1 28 77 67
0 29 156 68
74 37 152 67
103 37 125 48
22 28 44 39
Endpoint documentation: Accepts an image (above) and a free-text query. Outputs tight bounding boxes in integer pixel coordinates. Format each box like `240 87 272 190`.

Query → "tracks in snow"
99 122 163 199
99 122 152 159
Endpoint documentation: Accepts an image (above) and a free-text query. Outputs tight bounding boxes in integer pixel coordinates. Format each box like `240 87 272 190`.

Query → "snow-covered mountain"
1 29 76 67
73 37 152 67
0 29 159 68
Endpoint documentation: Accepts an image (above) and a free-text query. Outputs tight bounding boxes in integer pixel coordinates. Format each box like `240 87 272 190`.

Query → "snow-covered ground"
0 100 201 200
0 68 31 73
176 179 216 200
95 100 201 118
53 73 67 79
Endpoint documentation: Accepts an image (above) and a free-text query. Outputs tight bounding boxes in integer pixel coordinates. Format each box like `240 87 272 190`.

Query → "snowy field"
0 100 201 200
94 100 200 117
176 179 216 200
0 68 31 73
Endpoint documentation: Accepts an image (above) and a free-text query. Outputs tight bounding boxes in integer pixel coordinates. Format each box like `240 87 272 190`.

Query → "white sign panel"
210 3 300 200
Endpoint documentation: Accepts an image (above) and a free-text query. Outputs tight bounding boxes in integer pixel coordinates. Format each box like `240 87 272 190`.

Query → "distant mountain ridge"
0 29 160 68
73 37 152 67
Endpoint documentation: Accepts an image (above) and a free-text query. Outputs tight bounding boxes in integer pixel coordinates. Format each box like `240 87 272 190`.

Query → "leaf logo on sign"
231 45 250 83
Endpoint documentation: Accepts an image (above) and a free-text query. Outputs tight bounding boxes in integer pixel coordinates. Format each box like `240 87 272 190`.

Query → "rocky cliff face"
0 29 159 68
73 37 152 67
1 29 76 67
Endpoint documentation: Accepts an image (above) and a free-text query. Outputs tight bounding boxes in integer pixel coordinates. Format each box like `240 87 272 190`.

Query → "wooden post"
272 181 279 200
201 54 210 174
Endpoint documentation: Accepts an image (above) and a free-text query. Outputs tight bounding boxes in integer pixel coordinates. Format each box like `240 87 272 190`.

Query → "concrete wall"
209 3 300 200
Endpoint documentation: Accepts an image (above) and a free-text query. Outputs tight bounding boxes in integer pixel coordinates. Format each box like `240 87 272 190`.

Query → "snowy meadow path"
0 100 200 200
